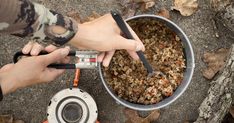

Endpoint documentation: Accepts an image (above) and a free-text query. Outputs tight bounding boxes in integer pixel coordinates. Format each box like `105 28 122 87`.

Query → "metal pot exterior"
99 15 195 111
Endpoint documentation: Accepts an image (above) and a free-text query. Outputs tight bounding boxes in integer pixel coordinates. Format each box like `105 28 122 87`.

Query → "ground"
0 0 233 123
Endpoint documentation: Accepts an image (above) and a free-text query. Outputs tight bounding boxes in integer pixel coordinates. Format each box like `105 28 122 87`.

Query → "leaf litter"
156 8 170 19
124 108 160 123
172 0 198 16
202 48 230 79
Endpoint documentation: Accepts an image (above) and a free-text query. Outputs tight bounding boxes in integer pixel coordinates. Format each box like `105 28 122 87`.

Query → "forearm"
0 0 78 45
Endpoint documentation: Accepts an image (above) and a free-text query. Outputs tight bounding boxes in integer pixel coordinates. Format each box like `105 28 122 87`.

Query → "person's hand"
0 42 70 95
69 14 145 67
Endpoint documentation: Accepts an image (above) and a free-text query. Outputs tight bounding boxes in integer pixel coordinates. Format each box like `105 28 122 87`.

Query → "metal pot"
98 15 195 111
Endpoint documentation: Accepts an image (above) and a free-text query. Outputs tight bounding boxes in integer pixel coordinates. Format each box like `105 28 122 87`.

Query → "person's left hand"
0 42 70 95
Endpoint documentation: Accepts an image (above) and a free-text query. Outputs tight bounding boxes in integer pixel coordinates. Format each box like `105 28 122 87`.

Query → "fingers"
127 50 139 60
102 50 115 67
22 41 34 54
113 23 144 60
113 22 145 52
31 43 43 55
97 52 105 62
99 50 139 68
45 45 57 52
61 56 71 64
46 45 70 64
22 41 44 55
125 23 145 51
114 36 144 51
42 46 70 66
41 68 65 82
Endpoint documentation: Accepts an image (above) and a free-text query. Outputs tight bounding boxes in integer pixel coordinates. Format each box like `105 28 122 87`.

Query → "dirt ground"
0 0 233 123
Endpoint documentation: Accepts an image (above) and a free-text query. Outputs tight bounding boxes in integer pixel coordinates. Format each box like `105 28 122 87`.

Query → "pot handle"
13 51 77 69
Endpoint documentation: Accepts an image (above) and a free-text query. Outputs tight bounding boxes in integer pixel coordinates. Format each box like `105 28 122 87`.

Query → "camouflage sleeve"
0 0 78 45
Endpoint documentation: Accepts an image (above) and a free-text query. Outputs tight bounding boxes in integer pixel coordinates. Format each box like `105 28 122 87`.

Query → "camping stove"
46 51 99 123
47 88 98 123
13 50 99 123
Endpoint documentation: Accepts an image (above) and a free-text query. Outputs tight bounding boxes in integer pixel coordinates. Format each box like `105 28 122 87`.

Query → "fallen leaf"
66 10 82 23
118 0 137 18
230 106 234 118
123 8 136 19
85 11 102 22
13 120 24 123
118 0 155 17
142 110 160 123
202 48 230 79
67 11 102 23
0 115 25 123
172 0 198 16
157 8 170 19
0 115 13 123
141 1 155 11
124 108 141 123
124 108 160 123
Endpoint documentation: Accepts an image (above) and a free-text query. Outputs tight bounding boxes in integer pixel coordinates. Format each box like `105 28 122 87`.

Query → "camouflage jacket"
0 0 78 45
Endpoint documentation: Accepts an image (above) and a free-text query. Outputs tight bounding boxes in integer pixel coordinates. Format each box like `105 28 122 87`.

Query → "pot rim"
99 14 195 111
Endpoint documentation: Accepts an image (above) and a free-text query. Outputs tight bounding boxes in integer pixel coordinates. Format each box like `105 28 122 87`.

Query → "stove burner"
62 102 83 123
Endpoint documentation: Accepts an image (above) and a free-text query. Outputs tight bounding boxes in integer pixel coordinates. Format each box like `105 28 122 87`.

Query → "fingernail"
23 46 31 53
22 48 29 54
136 43 143 51
31 50 37 55
103 62 109 67
65 46 70 50
60 48 69 56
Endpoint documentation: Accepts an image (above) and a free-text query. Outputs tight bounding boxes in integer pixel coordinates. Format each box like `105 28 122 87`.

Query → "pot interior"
99 15 195 111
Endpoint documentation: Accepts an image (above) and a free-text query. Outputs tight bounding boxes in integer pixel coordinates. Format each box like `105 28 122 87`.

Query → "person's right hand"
0 42 70 95
68 14 145 67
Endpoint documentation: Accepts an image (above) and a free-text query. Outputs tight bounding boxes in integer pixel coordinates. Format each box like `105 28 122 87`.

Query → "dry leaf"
85 11 101 22
0 115 13 123
0 115 25 123
202 48 230 79
230 106 234 118
157 8 170 19
141 1 155 11
142 110 160 123
119 2 136 19
120 1 138 19
172 0 198 16
118 0 155 18
67 10 82 23
67 11 101 23
13 120 24 123
124 108 160 123
123 9 136 19
124 108 141 123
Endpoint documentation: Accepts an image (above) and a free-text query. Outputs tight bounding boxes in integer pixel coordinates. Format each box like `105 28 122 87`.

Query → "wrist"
44 16 78 46
69 23 89 47
0 72 18 95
